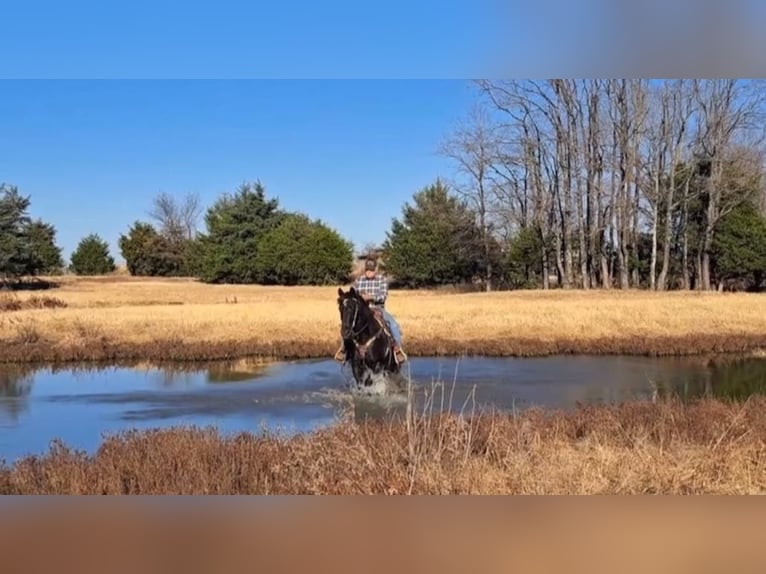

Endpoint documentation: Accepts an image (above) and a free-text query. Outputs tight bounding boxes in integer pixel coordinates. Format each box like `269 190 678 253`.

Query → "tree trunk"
681 177 691 290
657 169 676 290
479 203 492 292
649 201 658 290
554 229 566 288
631 138 642 288
601 245 611 288
695 249 703 291
577 179 589 289
540 228 550 290
701 238 713 291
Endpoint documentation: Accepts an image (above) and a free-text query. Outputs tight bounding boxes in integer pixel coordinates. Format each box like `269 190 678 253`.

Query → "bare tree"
605 79 632 289
603 79 650 289
655 80 694 290
472 82 554 288
465 78 766 293
179 192 203 240
639 80 694 291
439 103 500 291
148 191 203 241
641 83 669 290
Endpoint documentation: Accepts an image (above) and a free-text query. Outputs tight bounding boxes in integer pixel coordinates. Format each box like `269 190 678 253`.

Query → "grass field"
2 395 765 494
3 276 766 495
1 275 766 363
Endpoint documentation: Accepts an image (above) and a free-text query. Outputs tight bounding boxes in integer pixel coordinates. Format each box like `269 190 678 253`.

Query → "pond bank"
3 395 766 494
3 354 766 465
2 332 766 364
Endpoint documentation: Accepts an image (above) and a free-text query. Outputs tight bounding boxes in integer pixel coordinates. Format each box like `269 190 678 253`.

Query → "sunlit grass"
3 391 766 494
2 275 766 361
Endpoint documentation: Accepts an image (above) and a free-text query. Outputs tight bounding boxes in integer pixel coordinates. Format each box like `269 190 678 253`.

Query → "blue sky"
5 0 760 265
1 0 495 78
0 80 480 262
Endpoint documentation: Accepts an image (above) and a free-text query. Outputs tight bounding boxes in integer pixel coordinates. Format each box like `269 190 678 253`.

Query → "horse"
336 286 403 392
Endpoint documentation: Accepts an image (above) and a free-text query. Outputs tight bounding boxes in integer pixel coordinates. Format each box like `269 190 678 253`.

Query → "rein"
344 299 387 359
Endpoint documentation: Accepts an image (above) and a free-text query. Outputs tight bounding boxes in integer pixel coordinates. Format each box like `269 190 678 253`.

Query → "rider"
335 257 407 364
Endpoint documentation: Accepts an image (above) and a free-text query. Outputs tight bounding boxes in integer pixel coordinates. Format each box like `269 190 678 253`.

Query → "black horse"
336 286 402 389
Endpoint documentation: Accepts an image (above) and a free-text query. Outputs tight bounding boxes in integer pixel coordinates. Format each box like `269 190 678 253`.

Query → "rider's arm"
374 277 388 305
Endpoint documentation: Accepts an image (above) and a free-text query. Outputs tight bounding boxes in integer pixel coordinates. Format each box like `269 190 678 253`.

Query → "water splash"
349 370 409 397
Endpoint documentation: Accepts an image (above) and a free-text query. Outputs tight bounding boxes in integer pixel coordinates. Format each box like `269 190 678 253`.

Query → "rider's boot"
333 345 346 362
393 343 407 364
379 315 407 364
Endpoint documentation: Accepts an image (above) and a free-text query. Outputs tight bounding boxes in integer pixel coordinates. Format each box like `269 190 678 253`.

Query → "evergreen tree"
382 179 486 287
0 183 64 279
69 234 115 275
119 221 190 276
195 181 285 283
25 220 64 274
254 213 353 285
711 201 766 290
0 184 33 279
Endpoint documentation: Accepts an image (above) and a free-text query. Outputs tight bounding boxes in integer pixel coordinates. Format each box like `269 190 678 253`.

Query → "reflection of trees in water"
0 357 275 426
121 358 271 386
535 356 766 407
154 367 200 388
130 359 271 385
0 358 275 426
31 362 197 390
206 359 270 384
5 355 761 428
0 364 37 424
45 359 272 388
654 358 766 402
706 359 766 401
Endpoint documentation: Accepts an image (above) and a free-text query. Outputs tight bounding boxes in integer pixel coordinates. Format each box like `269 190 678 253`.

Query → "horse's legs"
353 362 366 387
351 359 375 388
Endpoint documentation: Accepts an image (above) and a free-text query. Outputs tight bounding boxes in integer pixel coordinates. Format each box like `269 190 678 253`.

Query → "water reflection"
0 354 765 463
36 357 274 386
0 364 36 424
653 356 766 402
0 358 274 435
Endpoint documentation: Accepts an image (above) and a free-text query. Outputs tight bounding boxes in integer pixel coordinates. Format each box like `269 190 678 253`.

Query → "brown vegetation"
0 292 67 312
1 276 766 363
2 395 765 494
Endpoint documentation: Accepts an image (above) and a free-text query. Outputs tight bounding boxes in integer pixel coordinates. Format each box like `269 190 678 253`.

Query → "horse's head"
337 287 368 340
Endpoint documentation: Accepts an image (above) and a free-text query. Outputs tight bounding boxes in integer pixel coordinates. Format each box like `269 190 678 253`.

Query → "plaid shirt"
354 273 388 307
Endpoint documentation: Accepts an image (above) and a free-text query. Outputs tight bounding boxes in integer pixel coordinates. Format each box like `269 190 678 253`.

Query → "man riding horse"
334 257 407 364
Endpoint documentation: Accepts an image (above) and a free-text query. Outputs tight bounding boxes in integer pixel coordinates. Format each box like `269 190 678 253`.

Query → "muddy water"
1 354 765 463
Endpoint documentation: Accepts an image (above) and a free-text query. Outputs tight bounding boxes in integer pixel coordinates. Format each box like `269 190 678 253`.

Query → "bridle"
340 295 387 359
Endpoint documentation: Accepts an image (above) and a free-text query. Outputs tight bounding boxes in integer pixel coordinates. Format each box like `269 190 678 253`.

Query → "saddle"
370 307 404 363
333 305 404 365
370 307 392 338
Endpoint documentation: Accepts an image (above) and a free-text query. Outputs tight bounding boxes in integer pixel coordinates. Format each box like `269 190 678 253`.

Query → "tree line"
0 180 355 286
437 79 766 292
2 78 766 291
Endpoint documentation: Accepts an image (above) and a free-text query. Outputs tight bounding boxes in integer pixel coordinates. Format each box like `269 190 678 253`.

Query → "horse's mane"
337 286 377 332
337 286 369 309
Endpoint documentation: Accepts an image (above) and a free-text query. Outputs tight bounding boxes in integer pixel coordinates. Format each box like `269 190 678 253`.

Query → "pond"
1 354 766 463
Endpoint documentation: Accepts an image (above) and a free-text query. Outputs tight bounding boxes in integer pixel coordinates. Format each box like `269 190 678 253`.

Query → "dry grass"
0 292 67 312
2 390 766 494
1 275 766 362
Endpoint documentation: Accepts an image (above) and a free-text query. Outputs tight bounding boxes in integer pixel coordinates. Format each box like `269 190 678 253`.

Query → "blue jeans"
379 307 403 347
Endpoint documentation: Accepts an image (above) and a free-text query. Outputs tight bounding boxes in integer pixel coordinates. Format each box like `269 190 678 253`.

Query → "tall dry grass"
2 276 766 362
0 291 67 312
2 383 765 494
